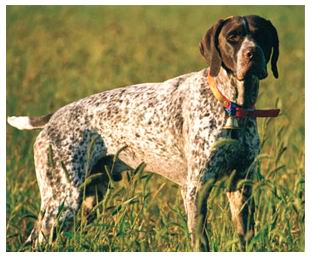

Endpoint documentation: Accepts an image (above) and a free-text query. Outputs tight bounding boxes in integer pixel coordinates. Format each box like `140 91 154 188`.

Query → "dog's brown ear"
267 20 279 79
199 19 225 77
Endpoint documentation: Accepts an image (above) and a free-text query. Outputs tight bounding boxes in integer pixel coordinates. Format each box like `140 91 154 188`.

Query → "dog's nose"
245 48 256 60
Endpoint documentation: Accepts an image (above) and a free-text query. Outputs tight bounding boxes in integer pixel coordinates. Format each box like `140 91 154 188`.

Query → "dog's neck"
213 67 259 108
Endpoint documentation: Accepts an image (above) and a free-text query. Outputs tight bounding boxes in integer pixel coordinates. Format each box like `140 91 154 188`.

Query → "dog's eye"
227 33 241 42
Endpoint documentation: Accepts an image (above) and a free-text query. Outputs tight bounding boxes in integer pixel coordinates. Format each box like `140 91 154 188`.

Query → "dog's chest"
184 73 260 177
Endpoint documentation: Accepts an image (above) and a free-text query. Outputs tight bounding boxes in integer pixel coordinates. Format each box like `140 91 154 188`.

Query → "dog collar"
207 73 280 118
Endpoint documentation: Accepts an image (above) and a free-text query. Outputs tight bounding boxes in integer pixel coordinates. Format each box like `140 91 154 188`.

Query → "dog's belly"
101 132 188 186
119 149 187 186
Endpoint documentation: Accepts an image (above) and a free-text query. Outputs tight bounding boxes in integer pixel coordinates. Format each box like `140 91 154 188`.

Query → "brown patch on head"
199 19 225 77
218 16 247 75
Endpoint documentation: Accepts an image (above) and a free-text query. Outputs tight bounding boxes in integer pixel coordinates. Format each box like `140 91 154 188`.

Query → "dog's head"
200 15 279 81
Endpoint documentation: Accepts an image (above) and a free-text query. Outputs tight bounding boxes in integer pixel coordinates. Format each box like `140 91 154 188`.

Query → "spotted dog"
8 15 279 251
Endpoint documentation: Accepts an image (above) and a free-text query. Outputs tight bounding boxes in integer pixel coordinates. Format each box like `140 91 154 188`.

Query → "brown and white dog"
8 15 279 251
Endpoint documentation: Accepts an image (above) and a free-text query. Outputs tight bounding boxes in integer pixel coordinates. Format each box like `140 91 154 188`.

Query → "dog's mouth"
236 64 268 81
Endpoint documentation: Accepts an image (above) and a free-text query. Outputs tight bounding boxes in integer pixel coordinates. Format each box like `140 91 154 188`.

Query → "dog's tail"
7 113 53 130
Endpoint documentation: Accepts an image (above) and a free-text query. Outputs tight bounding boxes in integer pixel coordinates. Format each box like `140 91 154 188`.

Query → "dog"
7 15 279 251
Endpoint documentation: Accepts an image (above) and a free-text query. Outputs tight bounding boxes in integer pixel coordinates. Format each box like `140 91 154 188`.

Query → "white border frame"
2 1 310 258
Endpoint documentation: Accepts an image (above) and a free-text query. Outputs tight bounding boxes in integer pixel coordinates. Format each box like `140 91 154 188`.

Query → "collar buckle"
225 102 239 117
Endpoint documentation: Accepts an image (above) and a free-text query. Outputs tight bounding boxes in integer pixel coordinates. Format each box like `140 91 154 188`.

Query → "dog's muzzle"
237 45 268 81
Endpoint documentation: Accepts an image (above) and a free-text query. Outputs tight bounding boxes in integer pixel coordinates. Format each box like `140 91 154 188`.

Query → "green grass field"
6 6 304 252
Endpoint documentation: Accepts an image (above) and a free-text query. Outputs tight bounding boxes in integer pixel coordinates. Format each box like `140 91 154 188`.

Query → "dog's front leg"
226 177 255 250
183 184 207 251
182 176 215 252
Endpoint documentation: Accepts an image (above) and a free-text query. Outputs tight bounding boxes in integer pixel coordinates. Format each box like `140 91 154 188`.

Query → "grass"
6 6 304 251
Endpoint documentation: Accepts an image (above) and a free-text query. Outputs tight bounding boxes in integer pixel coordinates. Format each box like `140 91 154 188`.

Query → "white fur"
236 37 257 79
7 116 35 130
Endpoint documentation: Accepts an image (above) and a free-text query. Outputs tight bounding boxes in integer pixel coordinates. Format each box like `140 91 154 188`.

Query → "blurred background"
6 6 304 251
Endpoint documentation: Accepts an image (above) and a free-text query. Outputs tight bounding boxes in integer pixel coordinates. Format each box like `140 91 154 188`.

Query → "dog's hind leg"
28 194 81 246
82 155 131 219
26 130 108 246
27 148 83 246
